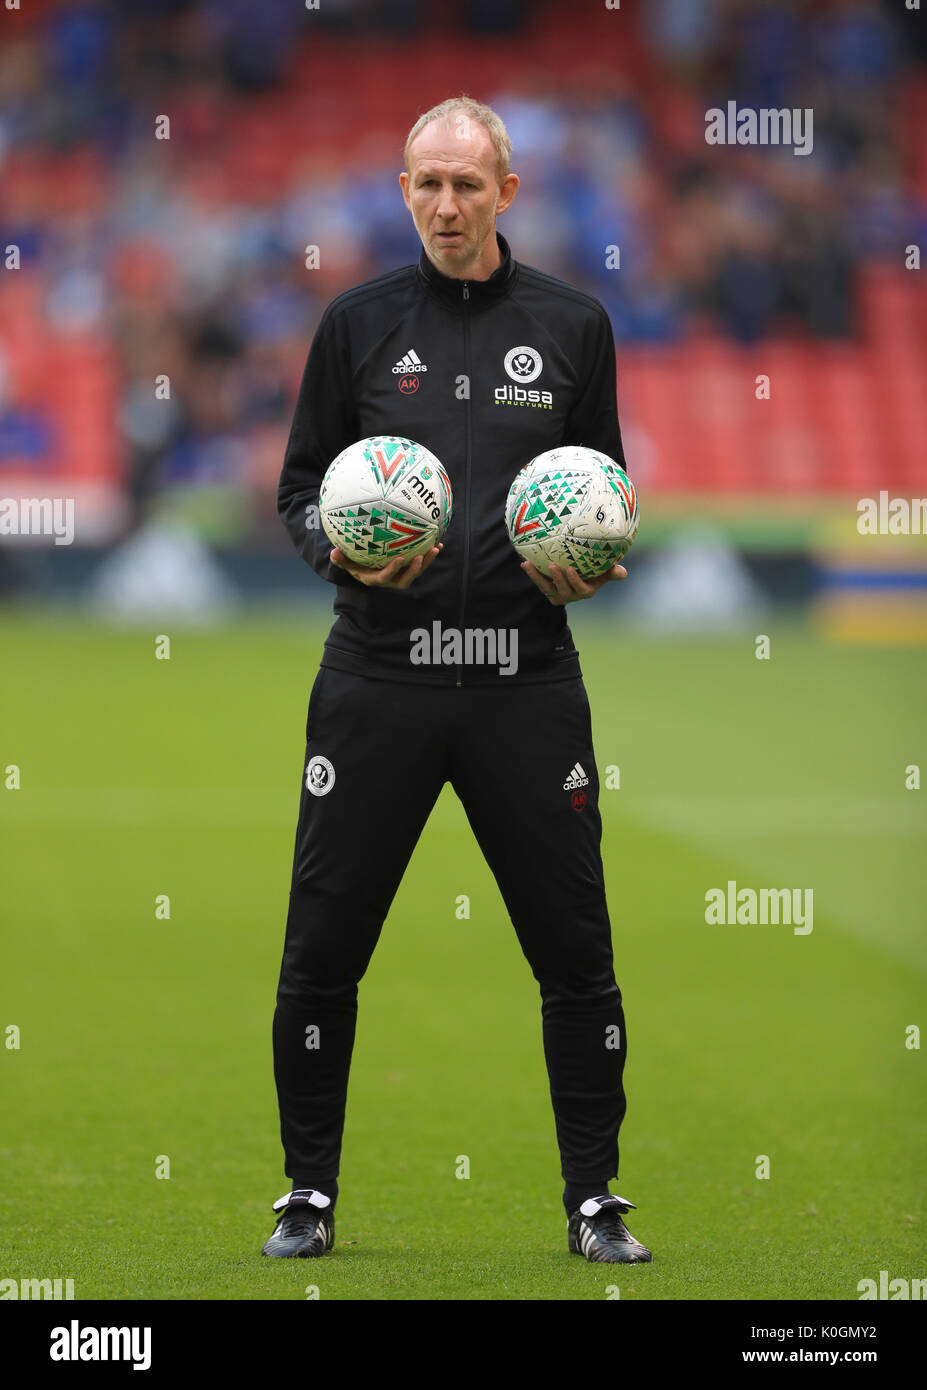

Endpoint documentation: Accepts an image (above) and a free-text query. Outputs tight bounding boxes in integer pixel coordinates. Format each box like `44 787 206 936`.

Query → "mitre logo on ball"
319 435 453 568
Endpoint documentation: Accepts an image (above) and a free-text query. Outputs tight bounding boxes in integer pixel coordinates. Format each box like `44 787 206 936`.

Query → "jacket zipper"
457 279 471 688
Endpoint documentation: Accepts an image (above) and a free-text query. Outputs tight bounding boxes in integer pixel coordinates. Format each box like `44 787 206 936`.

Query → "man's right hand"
331 543 442 589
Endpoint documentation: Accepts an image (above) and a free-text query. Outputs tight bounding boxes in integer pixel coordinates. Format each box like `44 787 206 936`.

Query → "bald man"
265 96 651 1268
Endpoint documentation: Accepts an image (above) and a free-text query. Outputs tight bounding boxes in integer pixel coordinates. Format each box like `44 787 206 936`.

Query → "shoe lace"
278 1205 320 1237
593 1209 630 1243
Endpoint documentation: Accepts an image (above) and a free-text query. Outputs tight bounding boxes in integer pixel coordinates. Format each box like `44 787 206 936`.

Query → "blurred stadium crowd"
0 0 925 551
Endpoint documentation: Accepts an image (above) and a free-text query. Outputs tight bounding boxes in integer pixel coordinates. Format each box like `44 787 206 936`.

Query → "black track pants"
272 667 627 1189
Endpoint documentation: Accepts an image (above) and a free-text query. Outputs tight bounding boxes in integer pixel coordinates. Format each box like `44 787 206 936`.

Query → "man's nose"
436 186 459 220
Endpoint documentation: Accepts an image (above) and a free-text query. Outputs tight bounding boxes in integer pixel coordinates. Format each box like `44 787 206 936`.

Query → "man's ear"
495 173 519 216
399 171 411 210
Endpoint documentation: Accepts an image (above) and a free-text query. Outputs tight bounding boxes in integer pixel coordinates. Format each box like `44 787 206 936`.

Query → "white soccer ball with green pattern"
505 446 639 580
320 435 453 568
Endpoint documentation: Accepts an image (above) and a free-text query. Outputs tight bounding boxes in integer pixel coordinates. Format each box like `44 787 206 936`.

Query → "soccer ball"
505 446 639 580
320 435 453 568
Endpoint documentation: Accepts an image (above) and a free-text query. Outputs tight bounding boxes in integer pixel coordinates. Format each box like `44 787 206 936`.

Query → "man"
265 96 651 1266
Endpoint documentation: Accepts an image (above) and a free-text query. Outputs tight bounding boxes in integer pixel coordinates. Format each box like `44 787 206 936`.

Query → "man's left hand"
520 559 627 605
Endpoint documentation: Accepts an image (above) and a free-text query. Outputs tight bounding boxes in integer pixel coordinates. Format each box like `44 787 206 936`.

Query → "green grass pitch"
0 610 924 1301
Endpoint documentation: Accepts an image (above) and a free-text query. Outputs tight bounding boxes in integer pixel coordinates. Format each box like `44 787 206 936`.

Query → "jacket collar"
417 231 517 308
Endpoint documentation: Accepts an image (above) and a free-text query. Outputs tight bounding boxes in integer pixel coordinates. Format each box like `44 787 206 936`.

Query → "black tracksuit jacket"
277 231 626 685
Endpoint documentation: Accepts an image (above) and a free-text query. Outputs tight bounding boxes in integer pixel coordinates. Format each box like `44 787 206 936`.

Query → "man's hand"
520 558 627 605
331 544 442 589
